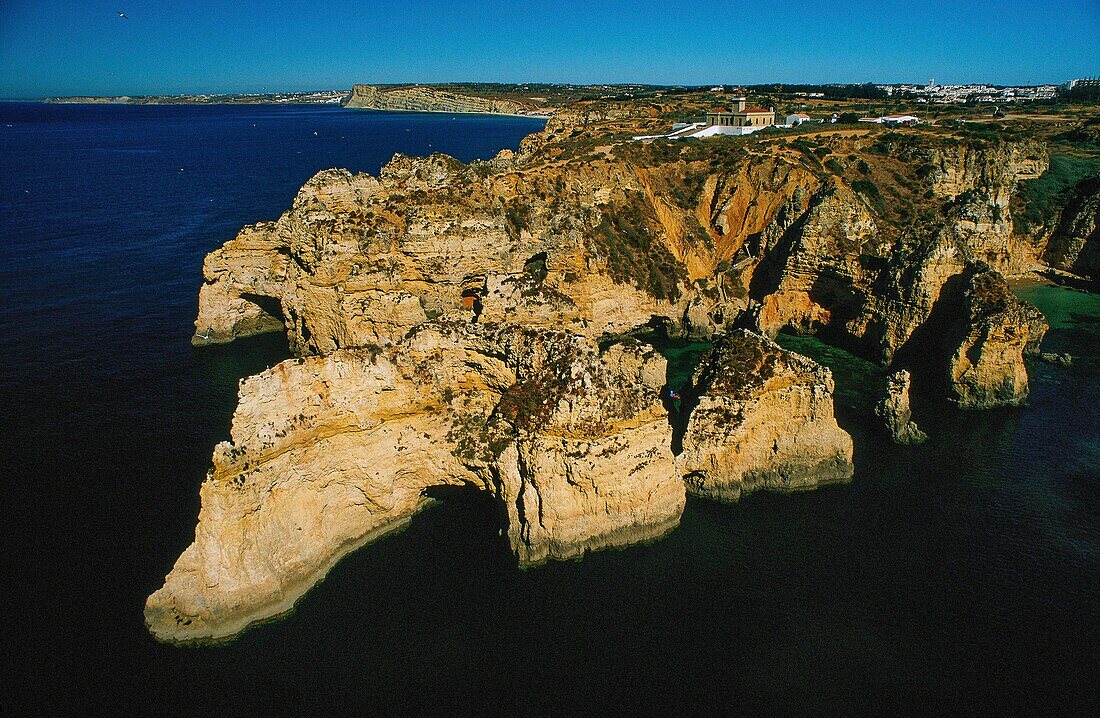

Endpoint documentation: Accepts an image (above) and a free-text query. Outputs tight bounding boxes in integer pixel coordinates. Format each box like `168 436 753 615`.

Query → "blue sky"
1 0 1097 97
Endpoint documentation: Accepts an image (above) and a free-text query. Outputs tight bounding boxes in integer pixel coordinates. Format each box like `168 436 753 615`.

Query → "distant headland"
43 90 348 105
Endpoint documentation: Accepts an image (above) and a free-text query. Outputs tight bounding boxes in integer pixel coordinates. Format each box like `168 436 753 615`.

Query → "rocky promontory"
342 84 534 115
151 102 1087 643
146 323 853 643
147 324 687 642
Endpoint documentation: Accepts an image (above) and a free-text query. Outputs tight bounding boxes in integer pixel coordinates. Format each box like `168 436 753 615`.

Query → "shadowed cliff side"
1043 176 1100 287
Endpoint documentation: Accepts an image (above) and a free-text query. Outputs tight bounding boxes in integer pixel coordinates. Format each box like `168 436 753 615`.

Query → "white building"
859 114 920 126
631 98 788 141
785 113 812 125
882 114 919 126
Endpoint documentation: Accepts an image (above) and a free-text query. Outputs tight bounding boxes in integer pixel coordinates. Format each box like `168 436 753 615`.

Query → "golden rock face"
146 325 687 643
947 268 1048 409
677 330 854 503
154 118 1057 643
190 128 1050 364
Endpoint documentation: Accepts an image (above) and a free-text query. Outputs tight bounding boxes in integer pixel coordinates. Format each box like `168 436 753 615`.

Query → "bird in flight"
116 10 128 19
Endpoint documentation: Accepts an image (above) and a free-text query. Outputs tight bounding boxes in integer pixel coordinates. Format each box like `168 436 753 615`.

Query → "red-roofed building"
705 97 776 133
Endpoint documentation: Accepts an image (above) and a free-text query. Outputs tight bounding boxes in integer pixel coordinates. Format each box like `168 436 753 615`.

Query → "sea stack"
947 267 1048 409
677 330 855 502
875 370 928 444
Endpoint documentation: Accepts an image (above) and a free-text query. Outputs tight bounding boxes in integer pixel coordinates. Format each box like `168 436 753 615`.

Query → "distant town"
877 79 1060 103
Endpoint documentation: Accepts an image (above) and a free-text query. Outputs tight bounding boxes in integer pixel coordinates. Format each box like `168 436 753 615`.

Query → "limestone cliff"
1043 176 1100 285
677 330 854 502
146 324 685 643
343 84 532 115
148 322 856 643
152 111 1072 644
743 137 1049 368
192 130 1051 384
191 154 691 355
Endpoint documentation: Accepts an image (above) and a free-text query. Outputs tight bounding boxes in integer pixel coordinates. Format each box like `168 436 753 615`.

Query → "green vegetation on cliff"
588 194 686 301
1014 154 1100 234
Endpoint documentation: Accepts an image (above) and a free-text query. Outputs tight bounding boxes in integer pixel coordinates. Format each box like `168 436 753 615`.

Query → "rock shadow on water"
419 484 514 559
215 484 518 647
634 329 712 456
772 332 885 436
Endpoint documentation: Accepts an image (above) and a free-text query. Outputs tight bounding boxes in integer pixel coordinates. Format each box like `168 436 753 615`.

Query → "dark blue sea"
1 103 1097 714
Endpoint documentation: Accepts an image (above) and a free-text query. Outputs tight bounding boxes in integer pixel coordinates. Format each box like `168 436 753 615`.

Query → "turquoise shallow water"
774 332 886 412
1016 283 1100 358
2 102 1096 713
